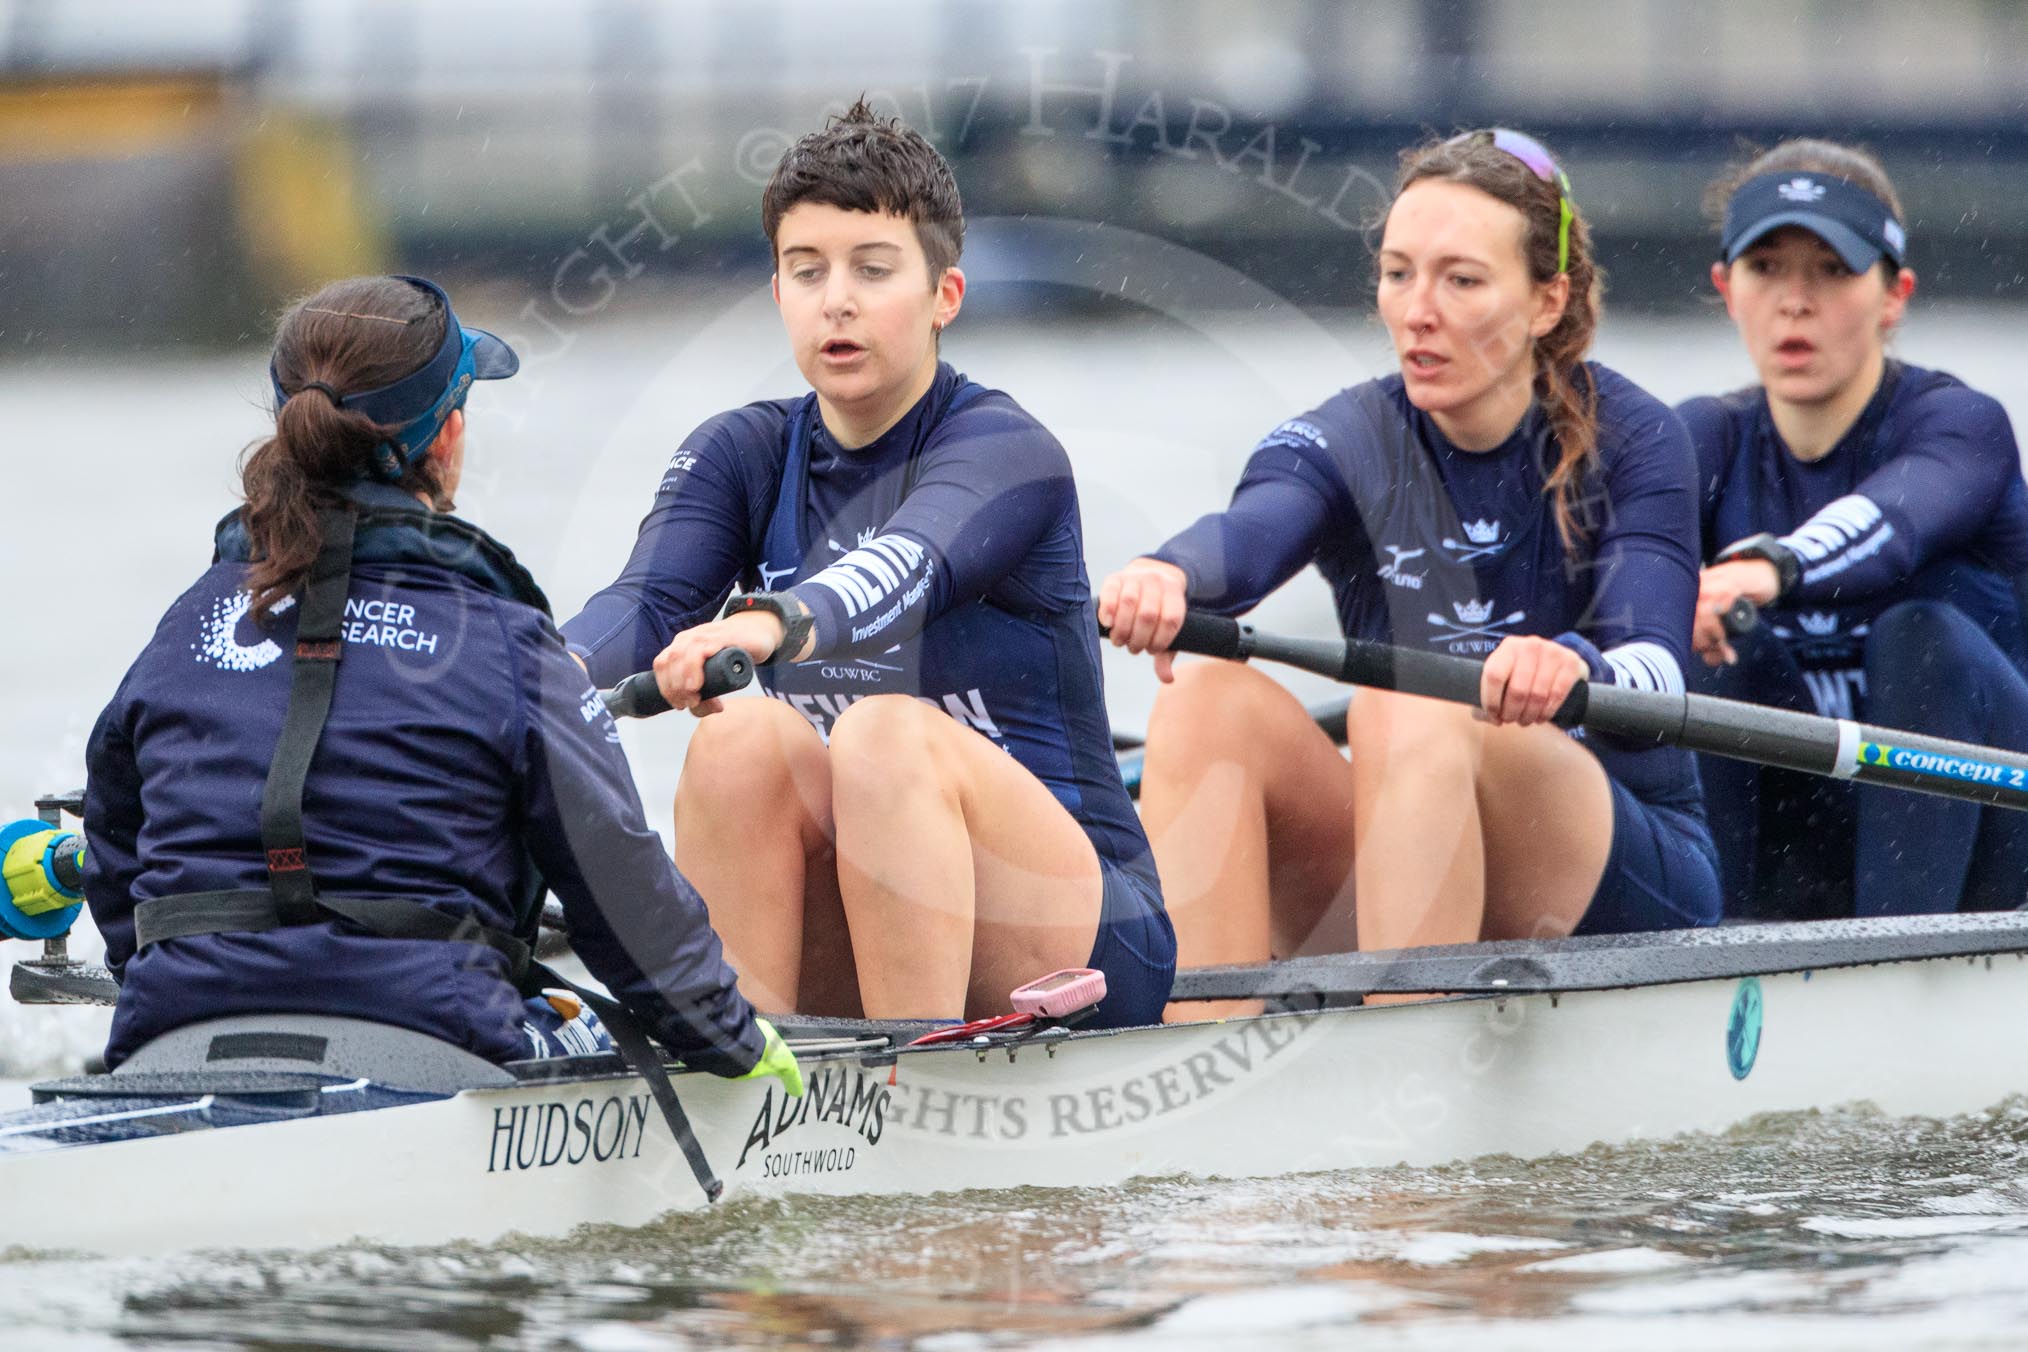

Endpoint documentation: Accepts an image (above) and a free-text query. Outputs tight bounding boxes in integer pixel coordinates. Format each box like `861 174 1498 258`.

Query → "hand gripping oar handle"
600 648 755 719
1167 612 2028 812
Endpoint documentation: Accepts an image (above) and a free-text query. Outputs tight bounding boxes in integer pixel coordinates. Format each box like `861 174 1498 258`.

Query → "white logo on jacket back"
195 589 440 671
193 592 293 672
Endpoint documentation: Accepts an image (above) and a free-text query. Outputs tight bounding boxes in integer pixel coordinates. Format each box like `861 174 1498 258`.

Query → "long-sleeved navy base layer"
1150 366 1720 934
563 364 1173 1026
1684 361 2028 917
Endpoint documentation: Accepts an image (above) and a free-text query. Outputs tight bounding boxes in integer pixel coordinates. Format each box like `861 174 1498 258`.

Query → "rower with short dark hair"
83 274 801 1095
563 101 1173 1027
1102 129 1720 1017
1685 139 2028 919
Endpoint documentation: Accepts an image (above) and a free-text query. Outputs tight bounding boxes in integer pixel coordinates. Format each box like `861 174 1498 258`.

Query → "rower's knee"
1867 600 1973 684
1147 660 1295 766
1347 688 1480 783
676 697 827 822
828 694 958 813
1868 600 1999 729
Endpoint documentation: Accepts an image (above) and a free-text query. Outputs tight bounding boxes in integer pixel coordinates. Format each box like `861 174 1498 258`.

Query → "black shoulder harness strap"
134 508 529 971
132 506 723 1202
262 507 353 924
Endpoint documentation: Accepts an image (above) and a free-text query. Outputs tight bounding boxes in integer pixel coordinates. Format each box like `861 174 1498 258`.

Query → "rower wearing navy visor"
79 274 800 1096
1101 128 1720 1018
563 101 1172 1028
1684 140 2028 920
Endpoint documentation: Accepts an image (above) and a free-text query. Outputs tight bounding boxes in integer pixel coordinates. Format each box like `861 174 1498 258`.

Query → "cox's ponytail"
239 278 447 623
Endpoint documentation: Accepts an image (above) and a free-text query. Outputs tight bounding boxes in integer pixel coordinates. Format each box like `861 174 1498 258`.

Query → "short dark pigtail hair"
761 97 964 283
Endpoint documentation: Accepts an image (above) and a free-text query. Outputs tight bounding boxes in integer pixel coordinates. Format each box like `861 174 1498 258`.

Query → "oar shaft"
1168 612 2028 812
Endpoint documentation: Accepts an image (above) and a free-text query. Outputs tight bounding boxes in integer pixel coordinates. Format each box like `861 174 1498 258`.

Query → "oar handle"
600 648 755 719
1165 611 2028 812
1722 597 1759 637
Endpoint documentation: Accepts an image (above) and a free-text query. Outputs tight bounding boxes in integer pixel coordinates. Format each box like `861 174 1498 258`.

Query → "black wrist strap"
1716 532 1800 605
724 591 813 665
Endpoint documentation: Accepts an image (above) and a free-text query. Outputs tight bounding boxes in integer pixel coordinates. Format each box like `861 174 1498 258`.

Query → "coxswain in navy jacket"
83 481 766 1072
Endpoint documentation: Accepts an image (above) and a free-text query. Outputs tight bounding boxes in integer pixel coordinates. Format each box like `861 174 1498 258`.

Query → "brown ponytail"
1390 131 1604 553
240 277 448 623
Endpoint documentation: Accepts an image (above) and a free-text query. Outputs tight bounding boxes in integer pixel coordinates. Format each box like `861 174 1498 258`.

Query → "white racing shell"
7 938 2028 1257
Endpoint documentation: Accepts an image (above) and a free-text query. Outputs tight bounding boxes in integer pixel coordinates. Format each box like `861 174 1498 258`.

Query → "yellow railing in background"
0 76 222 162
0 75 386 301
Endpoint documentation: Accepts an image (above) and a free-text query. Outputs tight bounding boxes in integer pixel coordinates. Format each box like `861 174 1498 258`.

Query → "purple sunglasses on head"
1446 127 1576 274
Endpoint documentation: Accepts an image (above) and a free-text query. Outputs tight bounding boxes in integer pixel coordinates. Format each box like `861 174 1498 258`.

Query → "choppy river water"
6 1102 2028 1349
3 296 2027 1347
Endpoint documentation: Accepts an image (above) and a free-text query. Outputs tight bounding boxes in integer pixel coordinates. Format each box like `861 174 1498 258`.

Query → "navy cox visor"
1721 171 1908 273
269 275 519 482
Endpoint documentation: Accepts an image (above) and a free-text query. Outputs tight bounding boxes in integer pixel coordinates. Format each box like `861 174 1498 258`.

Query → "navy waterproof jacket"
83 482 764 1074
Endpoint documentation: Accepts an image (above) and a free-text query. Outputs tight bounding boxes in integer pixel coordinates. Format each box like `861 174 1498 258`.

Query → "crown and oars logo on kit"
1425 597 1525 645
1797 611 1840 637
1454 598 1495 625
1442 518 1506 563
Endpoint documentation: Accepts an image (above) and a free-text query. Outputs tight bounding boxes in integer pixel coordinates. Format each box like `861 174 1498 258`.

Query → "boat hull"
8 949 2027 1256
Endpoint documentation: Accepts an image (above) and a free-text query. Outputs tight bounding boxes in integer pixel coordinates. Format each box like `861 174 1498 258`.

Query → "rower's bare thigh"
1262 715 1361 957
681 696 836 833
677 697 853 1010
1146 661 1360 954
1474 723 1614 941
828 696 1103 1008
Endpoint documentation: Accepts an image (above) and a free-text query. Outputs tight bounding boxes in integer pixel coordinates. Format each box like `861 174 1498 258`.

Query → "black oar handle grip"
1098 611 1254 661
600 648 755 719
1169 611 1250 661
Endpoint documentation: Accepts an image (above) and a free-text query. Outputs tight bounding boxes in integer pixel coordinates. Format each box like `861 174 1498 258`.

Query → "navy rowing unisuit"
1682 360 2028 917
1150 365 1721 932
563 362 1174 1026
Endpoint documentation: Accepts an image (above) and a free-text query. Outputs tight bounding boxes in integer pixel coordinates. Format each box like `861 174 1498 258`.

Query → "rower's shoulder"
658 398 803 502
1249 376 1406 458
930 383 1073 470
1885 362 2014 440
1585 362 1681 432
1580 362 1693 463
682 397 801 461
1673 386 1757 436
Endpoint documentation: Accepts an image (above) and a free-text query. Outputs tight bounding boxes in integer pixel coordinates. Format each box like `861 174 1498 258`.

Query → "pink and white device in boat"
1009 968 1107 1019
